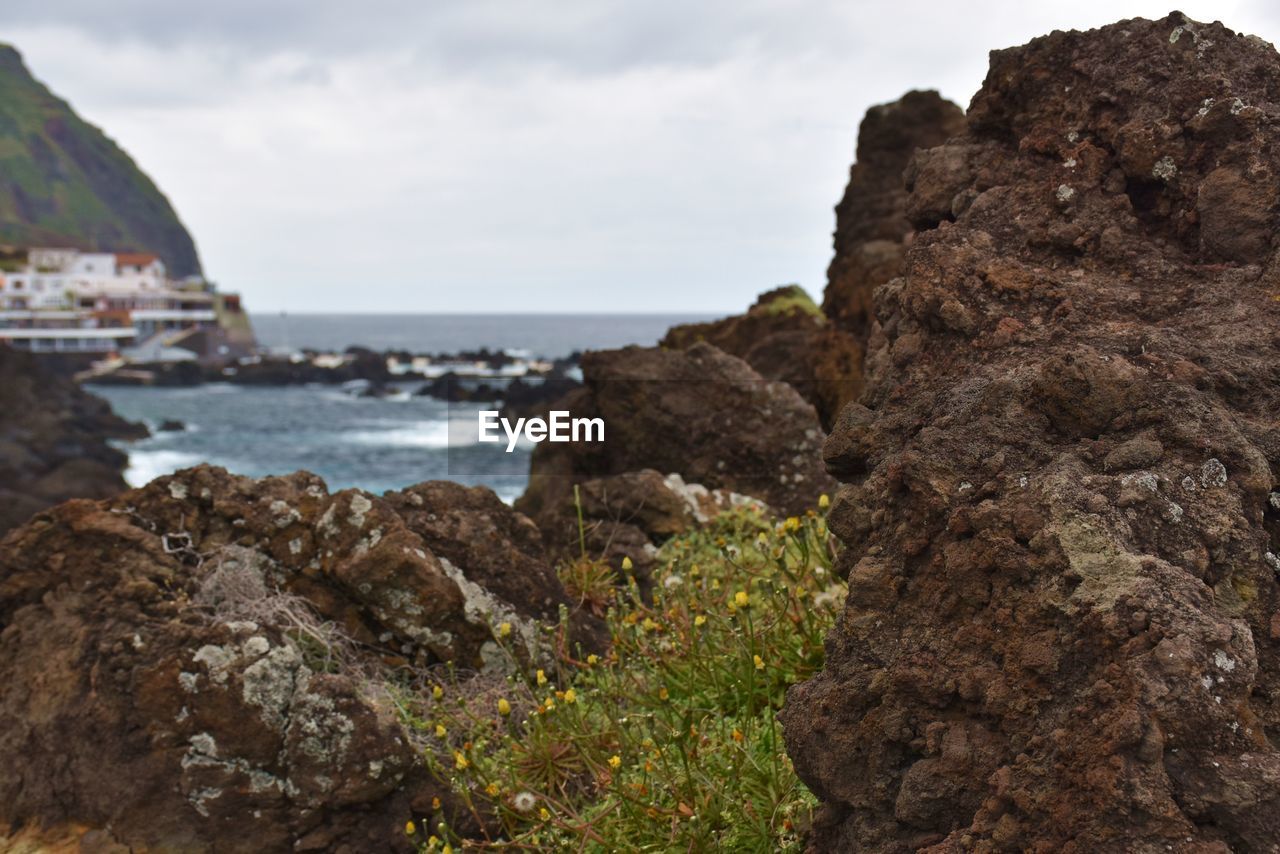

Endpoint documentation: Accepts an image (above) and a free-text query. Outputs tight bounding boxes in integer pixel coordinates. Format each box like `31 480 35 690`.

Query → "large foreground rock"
0 466 595 852
783 14 1280 852
0 343 145 534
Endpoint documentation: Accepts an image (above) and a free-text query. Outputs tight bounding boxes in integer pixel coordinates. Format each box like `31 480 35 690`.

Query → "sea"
91 312 715 502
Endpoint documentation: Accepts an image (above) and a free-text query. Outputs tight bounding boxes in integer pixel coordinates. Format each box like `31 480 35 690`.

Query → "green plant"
401 500 843 852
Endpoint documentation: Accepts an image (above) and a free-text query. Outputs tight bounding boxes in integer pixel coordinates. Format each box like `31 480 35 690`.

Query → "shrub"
402 500 843 851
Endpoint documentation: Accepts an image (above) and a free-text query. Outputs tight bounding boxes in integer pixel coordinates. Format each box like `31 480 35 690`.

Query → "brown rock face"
517 343 833 569
662 285 864 428
0 344 145 534
783 15 1280 852
822 90 965 336
0 465 589 852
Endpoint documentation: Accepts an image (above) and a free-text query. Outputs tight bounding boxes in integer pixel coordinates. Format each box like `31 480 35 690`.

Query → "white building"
0 248 219 357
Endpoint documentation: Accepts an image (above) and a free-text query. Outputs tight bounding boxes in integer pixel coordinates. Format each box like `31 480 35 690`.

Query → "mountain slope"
0 45 201 276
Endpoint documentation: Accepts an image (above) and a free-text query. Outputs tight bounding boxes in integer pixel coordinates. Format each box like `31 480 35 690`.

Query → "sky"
2 1 1279 313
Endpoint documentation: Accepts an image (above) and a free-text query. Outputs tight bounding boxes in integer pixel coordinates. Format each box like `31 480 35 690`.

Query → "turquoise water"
91 313 720 499
91 382 532 501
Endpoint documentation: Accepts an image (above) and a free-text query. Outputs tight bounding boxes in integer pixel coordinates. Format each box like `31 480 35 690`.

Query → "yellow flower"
432 684 444 700
784 516 802 532
754 654 765 671
443 845 453 854
539 807 551 820
621 555 634 571
486 782 500 796
498 698 511 716
586 654 599 665
564 688 577 704
435 724 447 738
690 563 700 577
711 579 721 591
608 754 622 769
405 820 417 836
658 687 669 701
732 728 744 743
498 621 512 638
543 697 555 711
734 591 750 608
427 835 439 849
694 615 707 627
641 617 659 632
536 669 547 686
454 751 469 770
818 493 830 509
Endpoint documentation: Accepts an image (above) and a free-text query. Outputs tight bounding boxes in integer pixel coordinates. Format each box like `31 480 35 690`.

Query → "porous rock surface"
0 465 591 852
517 342 834 570
0 343 146 534
661 285 863 428
783 14 1280 852
822 90 965 337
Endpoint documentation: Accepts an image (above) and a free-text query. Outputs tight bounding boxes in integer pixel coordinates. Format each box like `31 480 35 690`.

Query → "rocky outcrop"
782 14 1280 852
517 342 833 571
662 285 863 428
822 90 965 336
0 343 145 535
0 465 594 852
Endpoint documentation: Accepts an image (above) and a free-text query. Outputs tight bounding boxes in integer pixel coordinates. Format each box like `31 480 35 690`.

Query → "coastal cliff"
0 45 201 277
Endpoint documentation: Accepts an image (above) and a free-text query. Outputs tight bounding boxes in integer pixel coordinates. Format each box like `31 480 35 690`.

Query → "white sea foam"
346 421 451 449
124 450 205 487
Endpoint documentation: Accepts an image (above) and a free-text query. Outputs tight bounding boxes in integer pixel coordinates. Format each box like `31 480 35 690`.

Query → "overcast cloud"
3 1 1279 312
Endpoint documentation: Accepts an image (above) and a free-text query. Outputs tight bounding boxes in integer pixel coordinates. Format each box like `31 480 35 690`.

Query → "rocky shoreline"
2 12 1279 852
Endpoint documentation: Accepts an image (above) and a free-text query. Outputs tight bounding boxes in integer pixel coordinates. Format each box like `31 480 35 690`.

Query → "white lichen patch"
270 500 301 529
1213 650 1236 673
1265 552 1280 573
1269 492 1280 510
438 556 541 667
1055 184 1076 202
193 644 236 685
347 494 373 529
1121 472 1160 493
287 686 356 765
289 538 303 556
1152 157 1178 182
169 481 189 500
317 503 339 539
242 645 305 728
1200 458 1228 488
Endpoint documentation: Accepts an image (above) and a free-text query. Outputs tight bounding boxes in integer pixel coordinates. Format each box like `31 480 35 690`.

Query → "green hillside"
0 45 200 277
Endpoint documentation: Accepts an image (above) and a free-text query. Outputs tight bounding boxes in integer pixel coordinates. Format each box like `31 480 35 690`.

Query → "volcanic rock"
0 343 146 535
822 90 965 336
0 465 593 851
517 343 832 570
662 285 864 428
782 14 1280 852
